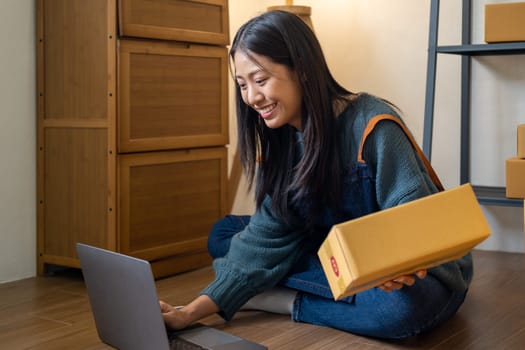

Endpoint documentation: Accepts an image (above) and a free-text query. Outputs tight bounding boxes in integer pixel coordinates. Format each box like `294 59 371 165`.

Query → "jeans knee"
207 215 250 259
207 218 229 258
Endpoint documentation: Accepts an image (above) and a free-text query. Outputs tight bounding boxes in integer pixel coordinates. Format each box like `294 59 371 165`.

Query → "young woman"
160 10 472 340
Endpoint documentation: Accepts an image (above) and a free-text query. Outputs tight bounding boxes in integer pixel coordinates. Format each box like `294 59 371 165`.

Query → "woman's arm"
200 197 308 320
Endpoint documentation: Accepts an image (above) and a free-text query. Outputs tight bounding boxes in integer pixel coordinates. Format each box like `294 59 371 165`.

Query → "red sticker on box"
330 256 339 277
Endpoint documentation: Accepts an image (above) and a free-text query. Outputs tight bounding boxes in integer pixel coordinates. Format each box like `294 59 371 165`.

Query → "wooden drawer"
118 147 227 261
118 39 229 153
118 0 229 45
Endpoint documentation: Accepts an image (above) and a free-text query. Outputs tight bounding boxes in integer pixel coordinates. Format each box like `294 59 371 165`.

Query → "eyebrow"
235 67 264 81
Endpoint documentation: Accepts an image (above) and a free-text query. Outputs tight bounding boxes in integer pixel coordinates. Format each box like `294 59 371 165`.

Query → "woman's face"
233 50 303 130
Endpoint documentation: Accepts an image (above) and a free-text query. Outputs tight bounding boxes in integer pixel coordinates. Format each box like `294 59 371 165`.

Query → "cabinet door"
118 147 227 261
40 0 115 121
42 128 111 261
118 39 229 153
118 0 229 45
36 0 117 272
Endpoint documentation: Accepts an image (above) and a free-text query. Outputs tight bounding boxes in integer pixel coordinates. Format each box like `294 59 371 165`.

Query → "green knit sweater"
200 93 472 320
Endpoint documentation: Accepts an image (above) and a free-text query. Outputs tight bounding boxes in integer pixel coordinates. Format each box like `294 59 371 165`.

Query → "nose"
245 85 264 107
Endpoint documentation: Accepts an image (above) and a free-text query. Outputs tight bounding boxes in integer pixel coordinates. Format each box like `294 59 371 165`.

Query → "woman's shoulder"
335 93 405 163
347 92 400 120
337 93 401 138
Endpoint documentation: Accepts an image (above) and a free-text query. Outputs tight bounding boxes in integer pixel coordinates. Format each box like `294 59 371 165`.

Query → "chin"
263 119 283 129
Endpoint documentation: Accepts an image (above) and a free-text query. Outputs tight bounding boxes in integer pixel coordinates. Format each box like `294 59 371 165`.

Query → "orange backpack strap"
357 114 444 191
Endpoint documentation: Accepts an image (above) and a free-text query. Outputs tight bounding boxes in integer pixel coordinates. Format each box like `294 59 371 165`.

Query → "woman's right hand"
159 295 220 330
159 301 192 330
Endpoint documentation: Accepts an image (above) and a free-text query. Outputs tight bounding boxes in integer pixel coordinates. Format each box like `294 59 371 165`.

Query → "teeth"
260 103 276 114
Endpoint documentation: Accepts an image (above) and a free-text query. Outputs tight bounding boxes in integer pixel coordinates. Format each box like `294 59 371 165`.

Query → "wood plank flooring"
1 249 524 349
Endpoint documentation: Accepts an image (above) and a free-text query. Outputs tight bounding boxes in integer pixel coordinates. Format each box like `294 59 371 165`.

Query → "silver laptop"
76 243 267 350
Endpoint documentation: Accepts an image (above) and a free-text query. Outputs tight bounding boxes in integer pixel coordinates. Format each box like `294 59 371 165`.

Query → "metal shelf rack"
423 0 524 207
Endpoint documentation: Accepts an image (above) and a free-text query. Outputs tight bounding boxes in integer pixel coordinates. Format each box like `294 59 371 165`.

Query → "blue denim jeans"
208 215 469 340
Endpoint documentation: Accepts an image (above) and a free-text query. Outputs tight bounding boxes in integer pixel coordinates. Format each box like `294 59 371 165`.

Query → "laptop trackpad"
177 327 266 350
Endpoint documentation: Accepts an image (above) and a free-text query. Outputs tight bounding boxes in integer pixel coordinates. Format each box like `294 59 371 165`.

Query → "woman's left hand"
379 270 427 292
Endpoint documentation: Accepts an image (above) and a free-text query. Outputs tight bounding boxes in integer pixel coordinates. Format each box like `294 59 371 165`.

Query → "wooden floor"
1 249 524 349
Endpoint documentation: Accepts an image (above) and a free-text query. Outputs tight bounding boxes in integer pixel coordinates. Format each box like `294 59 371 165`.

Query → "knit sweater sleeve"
199 195 307 320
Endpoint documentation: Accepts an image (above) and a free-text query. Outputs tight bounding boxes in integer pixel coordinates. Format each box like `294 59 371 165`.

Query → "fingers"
394 275 416 286
380 280 403 292
159 300 173 314
158 301 190 330
380 276 414 292
380 271 427 293
416 270 427 279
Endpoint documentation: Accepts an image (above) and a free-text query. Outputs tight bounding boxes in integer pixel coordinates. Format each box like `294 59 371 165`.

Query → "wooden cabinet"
37 0 229 277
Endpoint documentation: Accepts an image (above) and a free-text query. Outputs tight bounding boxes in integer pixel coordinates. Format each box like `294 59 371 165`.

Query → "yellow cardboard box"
518 124 525 159
506 158 525 198
318 184 491 300
485 2 525 43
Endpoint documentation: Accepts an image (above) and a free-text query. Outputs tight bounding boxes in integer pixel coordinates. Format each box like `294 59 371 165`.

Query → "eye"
237 81 247 90
255 78 267 85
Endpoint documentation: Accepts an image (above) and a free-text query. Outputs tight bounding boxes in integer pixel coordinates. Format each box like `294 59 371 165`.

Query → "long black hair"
231 10 354 223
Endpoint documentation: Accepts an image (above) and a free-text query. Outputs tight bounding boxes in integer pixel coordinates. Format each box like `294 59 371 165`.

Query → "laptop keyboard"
169 335 208 350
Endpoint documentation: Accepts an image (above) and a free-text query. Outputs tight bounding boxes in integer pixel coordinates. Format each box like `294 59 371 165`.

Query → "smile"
258 103 277 118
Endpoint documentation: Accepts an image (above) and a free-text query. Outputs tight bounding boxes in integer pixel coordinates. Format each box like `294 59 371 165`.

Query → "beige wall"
0 0 36 282
228 0 525 251
0 0 523 283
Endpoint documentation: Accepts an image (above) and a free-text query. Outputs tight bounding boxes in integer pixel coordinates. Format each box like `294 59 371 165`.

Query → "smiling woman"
159 10 473 340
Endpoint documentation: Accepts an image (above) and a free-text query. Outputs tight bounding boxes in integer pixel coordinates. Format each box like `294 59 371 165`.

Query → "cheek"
282 80 303 109
239 90 249 105
291 89 303 111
